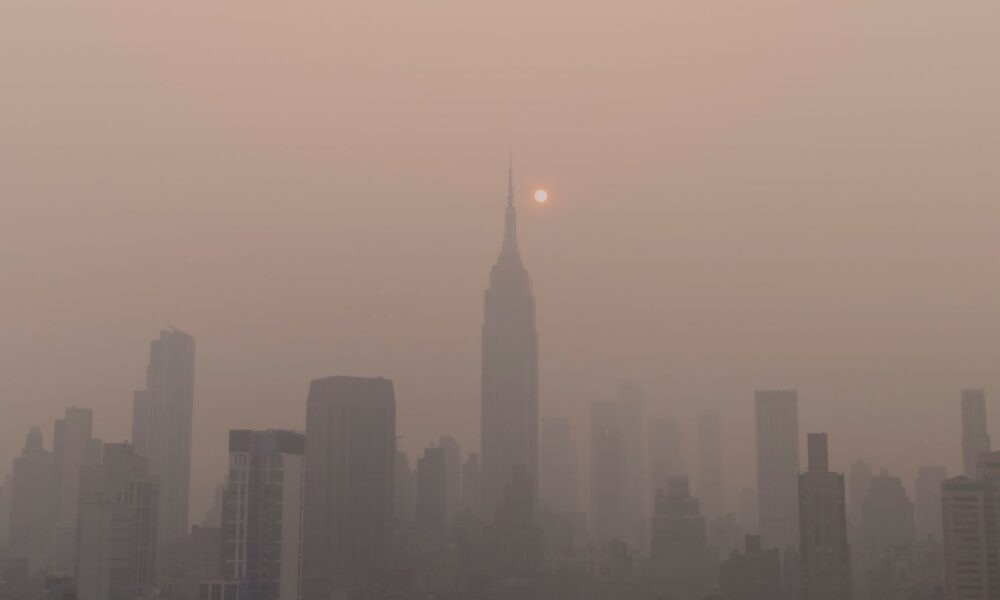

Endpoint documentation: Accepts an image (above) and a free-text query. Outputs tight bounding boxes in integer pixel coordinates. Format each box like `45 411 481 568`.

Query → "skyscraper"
438 436 462 525
719 535 782 600
132 327 196 546
649 477 713 599
861 469 915 558
962 389 991 478
461 452 482 516
415 445 448 541
222 430 305 600
847 460 872 546
53 406 101 568
697 409 724 520
755 390 800 550
649 416 685 498
914 465 947 542
590 400 627 544
941 452 1000 600
480 157 539 523
798 434 851 600
540 416 580 514
303 376 396 599
76 442 159 600
617 381 647 543
8 427 56 572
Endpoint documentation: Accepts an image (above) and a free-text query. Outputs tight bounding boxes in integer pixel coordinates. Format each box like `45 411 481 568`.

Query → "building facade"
755 390 801 550
798 433 851 600
222 429 305 600
132 327 196 546
480 158 539 523
302 376 396 599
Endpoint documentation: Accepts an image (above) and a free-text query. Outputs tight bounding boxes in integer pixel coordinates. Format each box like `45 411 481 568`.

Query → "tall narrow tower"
962 389 991 478
132 327 195 547
481 155 539 523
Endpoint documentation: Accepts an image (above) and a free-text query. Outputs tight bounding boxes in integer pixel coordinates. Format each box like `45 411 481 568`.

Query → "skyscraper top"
501 153 519 256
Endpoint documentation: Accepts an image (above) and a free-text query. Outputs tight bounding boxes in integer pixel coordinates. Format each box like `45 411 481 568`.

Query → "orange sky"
3 0 1000 519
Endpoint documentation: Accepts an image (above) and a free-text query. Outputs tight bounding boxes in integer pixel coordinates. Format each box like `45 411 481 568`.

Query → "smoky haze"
3 0 1000 520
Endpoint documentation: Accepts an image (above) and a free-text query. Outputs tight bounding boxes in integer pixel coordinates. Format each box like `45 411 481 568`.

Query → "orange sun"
534 189 549 203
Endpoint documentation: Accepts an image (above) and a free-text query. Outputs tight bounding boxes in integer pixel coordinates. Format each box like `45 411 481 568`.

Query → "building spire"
501 150 519 255
507 147 513 208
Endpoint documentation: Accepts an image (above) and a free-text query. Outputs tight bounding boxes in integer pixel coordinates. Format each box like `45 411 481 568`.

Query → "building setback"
798 433 851 600
480 157 539 523
76 442 159 600
222 429 305 600
132 327 196 547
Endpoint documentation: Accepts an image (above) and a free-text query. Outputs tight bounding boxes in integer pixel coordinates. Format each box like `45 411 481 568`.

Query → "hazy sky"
4 0 1000 519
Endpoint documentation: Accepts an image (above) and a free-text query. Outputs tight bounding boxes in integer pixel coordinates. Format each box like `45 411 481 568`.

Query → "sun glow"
534 189 549 203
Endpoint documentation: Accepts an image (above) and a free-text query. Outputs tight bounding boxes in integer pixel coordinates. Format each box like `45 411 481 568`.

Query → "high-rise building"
590 400 627 544
415 445 448 541
941 475 989 600
617 381 647 541
0 474 10 549
697 409 724 520
962 389 991 478
940 452 1000 600
53 406 100 568
719 535 782 600
540 417 580 514
461 452 482 516
438 436 462 525
847 460 872 546
798 433 851 600
132 327 195 546
738 487 758 535
395 452 416 530
8 427 57 572
649 416 685 498
755 390 800 550
221 430 305 600
914 465 947 542
861 469 914 558
303 376 396 599
480 157 539 523
76 442 159 600
649 477 713 599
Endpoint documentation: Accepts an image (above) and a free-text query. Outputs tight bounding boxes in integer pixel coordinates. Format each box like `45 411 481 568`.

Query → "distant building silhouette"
962 389 991 478
131 327 195 546
480 157 539 523
616 381 647 546
8 426 57 573
415 444 448 547
697 409 724 520
487 464 542 579
737 487 758 535
438 436 462 525
649 476 713 599
847 460 872 547
590 400 627 544
798 433 851 600
540 416 580 515
649 416 685 498
302 376 396 599
222 429 305 600
861 469 914 558
395 451 416 530
914 465 947 541
755 390 800 550
0 474 10 549
76 442 159 600
461 452 482 516
53 406 101 568
719 535 781 600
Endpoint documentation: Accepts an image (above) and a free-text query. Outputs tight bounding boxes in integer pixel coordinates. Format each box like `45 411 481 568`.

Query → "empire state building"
480 158 539 522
